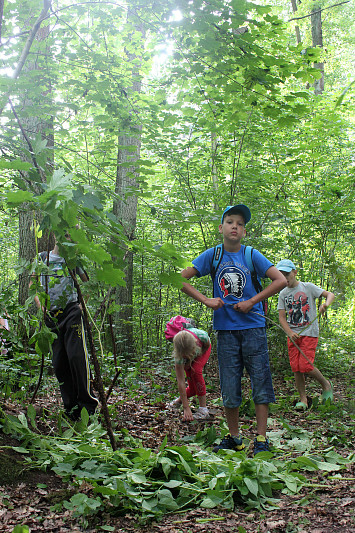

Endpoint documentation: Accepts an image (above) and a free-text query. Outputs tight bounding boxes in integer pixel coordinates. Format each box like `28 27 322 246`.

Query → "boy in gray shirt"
276 260 335 410
30 238 98 420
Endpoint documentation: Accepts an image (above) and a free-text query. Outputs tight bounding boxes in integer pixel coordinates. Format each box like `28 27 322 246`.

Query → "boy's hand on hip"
233 299 254 313
204 297 224 310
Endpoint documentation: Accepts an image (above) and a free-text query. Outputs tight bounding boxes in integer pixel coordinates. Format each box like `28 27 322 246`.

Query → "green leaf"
6 190 34 205
128 472 147 484
201 493 223 508
293 457 318 471
27 405 37 428
96 264 126 286
0 159 32 171
244 477 259 496
158 271 185 289
12 446 30 454
12 526 30 533
164 479 183 488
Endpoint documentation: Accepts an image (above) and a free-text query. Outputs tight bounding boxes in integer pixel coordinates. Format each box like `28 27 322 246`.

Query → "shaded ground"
0 365 354 533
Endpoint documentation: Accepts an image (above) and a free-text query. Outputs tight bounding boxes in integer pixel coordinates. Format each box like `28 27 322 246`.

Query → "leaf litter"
0 370 354 533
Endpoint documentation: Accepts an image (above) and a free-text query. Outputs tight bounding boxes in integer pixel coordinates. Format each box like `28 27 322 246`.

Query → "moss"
0 434 26 485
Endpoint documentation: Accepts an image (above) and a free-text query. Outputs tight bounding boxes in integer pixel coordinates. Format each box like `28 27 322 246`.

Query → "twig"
105 370 120 401
30 236 51 404
67 267 117 451
0 0 52 117
249 310 314 367
288 1 350 22
8 98 45 182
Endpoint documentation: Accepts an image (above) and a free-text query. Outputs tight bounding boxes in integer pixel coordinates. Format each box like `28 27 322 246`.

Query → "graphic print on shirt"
285 291 310 327
217 265 246 299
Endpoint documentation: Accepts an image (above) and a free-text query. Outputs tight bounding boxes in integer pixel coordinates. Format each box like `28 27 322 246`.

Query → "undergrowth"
0 406 354 528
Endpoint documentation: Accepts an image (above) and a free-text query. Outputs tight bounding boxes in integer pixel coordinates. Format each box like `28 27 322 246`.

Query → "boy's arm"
181 266 224 311
319 290 335 315
234 265 287 314
278 309 299 341
29 275 43 311
175 363 193 421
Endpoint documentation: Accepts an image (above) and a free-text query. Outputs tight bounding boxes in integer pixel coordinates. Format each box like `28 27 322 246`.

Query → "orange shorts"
287 336 318 373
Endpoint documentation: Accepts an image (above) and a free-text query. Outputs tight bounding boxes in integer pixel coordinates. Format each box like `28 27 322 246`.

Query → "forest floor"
0 359 354 533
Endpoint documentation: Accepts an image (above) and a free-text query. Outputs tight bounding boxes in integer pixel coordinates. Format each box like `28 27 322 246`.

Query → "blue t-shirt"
192 245 273 330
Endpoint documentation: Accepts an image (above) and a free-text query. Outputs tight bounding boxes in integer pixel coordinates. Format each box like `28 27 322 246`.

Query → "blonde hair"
173 330 198 364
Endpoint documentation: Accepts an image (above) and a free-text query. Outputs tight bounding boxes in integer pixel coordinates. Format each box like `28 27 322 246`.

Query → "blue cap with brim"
276 259 296 272
221 204 251 224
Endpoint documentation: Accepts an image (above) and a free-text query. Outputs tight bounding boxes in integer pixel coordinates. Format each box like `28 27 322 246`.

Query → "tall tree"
311 3 324 94
112 8 146 355
2 0 53 304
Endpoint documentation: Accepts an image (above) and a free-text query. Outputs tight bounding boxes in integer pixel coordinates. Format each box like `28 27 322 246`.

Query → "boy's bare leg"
225 406 239 436
306 367 331 391
294 371 308 404
255 403 268 436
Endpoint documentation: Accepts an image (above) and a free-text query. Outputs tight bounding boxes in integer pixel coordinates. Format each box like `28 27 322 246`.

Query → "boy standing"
30 237 98 420
276 259 334 410
181 205 286 455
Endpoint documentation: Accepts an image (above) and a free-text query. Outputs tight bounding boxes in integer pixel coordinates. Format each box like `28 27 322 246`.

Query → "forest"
0 0 354 531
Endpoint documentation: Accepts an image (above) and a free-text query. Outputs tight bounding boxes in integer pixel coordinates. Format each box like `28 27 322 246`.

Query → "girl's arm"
175 363 193 421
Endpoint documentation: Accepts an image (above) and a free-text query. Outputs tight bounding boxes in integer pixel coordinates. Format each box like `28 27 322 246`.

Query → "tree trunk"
290 0 302 44
16 7 53 305
211 132 219 211
311 6 324 95
112 11 145 357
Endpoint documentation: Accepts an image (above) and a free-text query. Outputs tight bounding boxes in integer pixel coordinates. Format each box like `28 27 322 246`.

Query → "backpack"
39 251 89 281
39 250 48 263
164 315 197 342
211 244 267 315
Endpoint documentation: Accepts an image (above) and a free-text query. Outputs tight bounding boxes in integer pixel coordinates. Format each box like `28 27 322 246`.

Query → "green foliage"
12 526 30 533
0 408 353 523
0 0 354 383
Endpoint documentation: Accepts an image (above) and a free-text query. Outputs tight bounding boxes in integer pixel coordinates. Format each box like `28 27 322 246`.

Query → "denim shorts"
216 328 275 408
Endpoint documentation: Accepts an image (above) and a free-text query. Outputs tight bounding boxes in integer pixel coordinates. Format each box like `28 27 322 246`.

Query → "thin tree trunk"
311 6 324 94
291 0 302 44
17 9 53 305
113 11 145 357
211 132 219 211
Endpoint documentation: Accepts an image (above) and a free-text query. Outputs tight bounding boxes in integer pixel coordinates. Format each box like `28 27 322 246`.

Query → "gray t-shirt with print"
277 281 323 337
39 252 82 311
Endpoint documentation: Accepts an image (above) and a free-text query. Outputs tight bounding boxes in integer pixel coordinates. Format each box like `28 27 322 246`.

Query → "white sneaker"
166 399 181 410
193 407 210 420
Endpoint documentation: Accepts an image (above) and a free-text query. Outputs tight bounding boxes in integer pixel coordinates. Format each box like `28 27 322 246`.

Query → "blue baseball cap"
276 259 296 272
221 204 251 224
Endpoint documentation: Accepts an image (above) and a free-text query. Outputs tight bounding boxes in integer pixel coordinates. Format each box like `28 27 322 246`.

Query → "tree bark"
112 11 145 357
290 0 302 44
211 132 219 211
16 4 53 305
311 6 324 95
